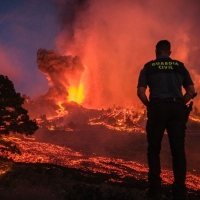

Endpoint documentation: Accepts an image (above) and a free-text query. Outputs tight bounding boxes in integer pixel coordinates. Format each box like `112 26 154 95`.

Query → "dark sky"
0 0 59 97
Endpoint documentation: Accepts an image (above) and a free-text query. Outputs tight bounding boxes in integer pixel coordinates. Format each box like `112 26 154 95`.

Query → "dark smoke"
37 48 84 103
55 0 90 55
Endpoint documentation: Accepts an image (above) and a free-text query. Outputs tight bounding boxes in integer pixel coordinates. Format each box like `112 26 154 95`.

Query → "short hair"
156 40 171 52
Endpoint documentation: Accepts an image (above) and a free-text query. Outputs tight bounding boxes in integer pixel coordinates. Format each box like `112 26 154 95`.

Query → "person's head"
155 40 171 57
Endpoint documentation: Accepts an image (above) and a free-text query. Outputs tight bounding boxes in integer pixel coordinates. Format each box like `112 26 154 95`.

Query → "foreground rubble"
0 160 199 200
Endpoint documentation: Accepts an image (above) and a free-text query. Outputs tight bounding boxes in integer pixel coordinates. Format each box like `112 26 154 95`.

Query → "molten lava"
58 101 64 110
1 134 200 191
68 83 84 104
89 106 146 133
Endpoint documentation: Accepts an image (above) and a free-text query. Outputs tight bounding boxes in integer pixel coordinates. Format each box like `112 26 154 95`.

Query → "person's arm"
183 85 196 104
137 87 149 106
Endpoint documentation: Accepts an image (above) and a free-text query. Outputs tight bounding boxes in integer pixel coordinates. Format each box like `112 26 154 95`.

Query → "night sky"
0 0 59 97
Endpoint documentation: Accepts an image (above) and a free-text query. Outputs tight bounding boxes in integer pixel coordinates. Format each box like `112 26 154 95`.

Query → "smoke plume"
52 0 200 109
37 48 84 104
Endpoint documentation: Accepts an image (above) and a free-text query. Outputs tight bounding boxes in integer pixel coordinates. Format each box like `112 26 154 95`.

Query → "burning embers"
37 49 85 105
89 106 146 133
23 95 200 133
34 104 147 132
1 135 200 191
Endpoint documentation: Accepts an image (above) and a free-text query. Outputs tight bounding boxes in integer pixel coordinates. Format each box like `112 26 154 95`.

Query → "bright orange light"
68 83 84 104
58 101 64 110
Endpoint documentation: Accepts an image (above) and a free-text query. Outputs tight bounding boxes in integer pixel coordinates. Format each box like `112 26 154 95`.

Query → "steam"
37 48 84 103
52 0 200 108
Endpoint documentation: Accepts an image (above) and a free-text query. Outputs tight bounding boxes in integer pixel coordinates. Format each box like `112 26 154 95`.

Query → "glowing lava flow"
58 101 64 110
190 114 200 123
1 135 200 191
89 107 146 133
56 101 68 117
68 83 84 104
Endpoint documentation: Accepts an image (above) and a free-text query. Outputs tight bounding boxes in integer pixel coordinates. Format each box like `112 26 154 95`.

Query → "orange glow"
68 83 84 104
58 101 64 110
2 135 200 191
55 101 68 118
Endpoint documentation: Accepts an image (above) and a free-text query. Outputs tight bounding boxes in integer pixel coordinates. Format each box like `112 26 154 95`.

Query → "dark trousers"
146 101 187 199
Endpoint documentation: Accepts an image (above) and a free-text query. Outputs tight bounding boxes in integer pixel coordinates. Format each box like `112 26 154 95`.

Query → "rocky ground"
0 159 200 200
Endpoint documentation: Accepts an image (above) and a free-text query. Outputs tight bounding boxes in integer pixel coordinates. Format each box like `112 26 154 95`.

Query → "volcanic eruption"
1 0 200 199
37 48 85 105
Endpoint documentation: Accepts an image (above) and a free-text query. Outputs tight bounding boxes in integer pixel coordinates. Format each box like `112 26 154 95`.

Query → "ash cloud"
53 0 200 109
37 48 84 103
55 0 90 55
